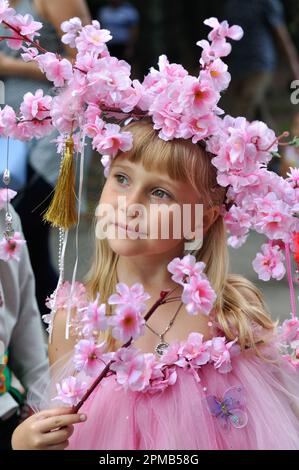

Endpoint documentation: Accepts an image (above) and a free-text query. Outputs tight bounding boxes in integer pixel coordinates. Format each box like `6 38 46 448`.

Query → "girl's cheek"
148 208 174 237
100 183 118 205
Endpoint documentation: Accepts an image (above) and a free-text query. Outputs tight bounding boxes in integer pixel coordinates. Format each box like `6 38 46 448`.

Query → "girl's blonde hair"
85 119 276 354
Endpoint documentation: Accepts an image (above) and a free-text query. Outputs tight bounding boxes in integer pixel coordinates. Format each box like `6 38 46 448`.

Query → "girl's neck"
116 250 183 295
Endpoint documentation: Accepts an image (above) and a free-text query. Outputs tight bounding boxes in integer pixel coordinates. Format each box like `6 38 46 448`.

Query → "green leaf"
288 136 299 147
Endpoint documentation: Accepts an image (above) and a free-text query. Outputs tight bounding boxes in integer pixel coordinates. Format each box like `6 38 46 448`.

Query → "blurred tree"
86 0 222 74
283 0 299 46
86 0 299 76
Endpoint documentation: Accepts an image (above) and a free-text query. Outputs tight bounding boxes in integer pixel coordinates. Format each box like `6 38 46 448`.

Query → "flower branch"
72 288 172 412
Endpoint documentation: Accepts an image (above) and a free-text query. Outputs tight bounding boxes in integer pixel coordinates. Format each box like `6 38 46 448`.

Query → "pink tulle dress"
31 329 299 450
67 347 299 450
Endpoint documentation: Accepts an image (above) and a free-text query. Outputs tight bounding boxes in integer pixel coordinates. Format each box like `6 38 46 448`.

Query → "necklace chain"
145 301 183 342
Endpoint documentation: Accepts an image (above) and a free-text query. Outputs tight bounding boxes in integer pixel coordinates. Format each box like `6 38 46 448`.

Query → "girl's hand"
11 407 87 450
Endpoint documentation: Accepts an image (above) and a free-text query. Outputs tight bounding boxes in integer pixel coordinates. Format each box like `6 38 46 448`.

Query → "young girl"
11 119 299 450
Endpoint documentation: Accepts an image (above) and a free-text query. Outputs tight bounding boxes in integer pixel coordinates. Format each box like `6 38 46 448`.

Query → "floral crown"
0 2 299 322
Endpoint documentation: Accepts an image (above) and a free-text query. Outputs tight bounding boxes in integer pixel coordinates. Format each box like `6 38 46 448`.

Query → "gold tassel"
44 135 77 229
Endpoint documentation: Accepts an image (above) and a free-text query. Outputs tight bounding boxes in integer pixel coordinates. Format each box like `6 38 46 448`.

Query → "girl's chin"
107 239 183 258
107 239 149 256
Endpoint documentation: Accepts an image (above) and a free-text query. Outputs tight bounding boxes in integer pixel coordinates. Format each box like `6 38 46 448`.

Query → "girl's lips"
113 222 147 236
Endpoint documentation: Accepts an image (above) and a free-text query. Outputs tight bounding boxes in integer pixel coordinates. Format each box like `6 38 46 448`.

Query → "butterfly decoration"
205 385 248 431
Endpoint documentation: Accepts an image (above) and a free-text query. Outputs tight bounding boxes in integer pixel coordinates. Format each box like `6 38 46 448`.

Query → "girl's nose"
125 187 145 211
117 187 145 220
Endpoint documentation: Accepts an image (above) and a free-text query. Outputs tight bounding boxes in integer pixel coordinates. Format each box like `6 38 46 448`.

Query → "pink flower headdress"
0 3 298 321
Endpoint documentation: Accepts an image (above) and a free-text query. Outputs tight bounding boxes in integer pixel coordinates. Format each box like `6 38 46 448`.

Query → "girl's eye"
152 188 172 200
114 173 129 185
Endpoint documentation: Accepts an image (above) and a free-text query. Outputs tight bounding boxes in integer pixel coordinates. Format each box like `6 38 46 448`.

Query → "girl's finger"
37 413 86 433
39 425 74 446
34 407 74 421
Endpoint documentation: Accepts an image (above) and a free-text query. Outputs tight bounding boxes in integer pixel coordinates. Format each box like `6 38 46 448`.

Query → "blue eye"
114 173 128 185
152 188 172 200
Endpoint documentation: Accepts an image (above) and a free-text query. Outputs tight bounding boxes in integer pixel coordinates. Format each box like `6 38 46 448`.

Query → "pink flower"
252 242 286 281
76 20 112 55
181 274 217 316
52 376 87 406
45 281 88 311
36 53 73 87
176 332 210 367
0 188 17 209
80 295 108 337
108 282 150 313
180 76 220 114
208 337 239 373
286 167 299 200
227 234 249 249
254 193 293 241
108 304 145 343
20 89 52 121
101 154 112 177
61 16 83 48
13 119 53 140
146 364 177 394
160 341 182 365
204 17 243 42
158 54 188 82
6 13 42 49
282 353 299 371
0 232 26 262
167 254 205 285
110 347 154 392
224 205 252 239
197 38 232 65
179 113 216 143
84 105 104 138
51 89 82 134
207 117 277 178
21 46 38 62
200 58 231 92
286 167 299 187
0 0 15 23
0 105 17 136
280 318 299 343
93 123 133 157
75 51 99 73
247 120 278 160
74 339 108 376
149 86 181 140
86 55 132 106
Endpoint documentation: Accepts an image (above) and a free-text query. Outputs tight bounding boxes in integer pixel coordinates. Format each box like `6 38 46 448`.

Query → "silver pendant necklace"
145 302 183 357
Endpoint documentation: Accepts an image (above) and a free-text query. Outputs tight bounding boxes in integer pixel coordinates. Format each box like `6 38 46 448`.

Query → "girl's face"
97 157 219 258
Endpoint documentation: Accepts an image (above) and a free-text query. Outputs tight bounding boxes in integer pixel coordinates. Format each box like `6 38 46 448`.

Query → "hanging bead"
155 342 169 357
4 212 14 240
2 169 10 186
58 227 65 279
